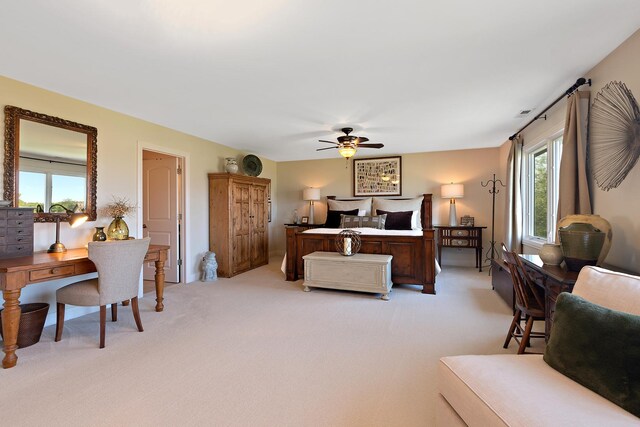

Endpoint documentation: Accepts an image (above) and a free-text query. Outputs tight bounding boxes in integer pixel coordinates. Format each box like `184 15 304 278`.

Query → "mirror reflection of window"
52 175 86 211
18 171 46 209
19 120 87 213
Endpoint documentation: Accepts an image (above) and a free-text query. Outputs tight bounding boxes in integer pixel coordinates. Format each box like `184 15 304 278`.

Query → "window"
523 132 562 247
18 158 86 212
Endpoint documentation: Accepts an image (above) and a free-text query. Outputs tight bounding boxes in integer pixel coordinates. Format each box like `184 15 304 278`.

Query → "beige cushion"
573 266 640 315
436 395 467 427
339 214 386 229
327 198 372 216
439 355 639 426
372 197 422 229
57 279 100 307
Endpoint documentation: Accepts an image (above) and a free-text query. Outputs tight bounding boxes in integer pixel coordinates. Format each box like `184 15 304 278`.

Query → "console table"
0 244 169 369
434 226 486 271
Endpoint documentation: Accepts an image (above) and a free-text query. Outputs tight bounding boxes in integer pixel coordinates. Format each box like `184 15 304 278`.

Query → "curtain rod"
509 77 591 140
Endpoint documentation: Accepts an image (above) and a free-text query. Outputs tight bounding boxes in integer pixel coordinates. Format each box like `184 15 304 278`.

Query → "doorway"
139 148 186 284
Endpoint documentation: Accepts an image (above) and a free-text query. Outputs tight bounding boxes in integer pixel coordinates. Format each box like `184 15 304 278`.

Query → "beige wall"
275 148 505 267
0 76 277 322
515 29 640 270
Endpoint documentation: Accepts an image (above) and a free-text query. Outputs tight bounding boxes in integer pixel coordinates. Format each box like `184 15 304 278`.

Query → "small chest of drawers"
0 207 34 258
435 225 486 272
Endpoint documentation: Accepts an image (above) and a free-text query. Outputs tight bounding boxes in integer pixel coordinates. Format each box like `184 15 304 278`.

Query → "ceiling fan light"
338 145 356 158
381 175 390 182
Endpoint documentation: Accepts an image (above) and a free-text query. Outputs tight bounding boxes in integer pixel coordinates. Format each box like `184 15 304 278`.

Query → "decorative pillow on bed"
339 214 387 229
543 292 640 417
324 209 359 228
377 210 412 230
372 197 422 229
327 198 372 216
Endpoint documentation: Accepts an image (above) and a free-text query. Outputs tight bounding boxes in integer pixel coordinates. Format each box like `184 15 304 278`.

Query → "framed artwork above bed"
353 156 402 196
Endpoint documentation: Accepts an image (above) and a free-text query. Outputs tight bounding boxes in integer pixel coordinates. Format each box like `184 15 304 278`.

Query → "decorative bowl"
242 154 262 177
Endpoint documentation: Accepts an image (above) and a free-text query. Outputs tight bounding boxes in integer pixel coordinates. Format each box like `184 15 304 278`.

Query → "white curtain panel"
504 136 523 252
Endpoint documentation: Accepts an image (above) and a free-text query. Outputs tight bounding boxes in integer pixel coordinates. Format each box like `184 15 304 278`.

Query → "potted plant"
102 196 136 240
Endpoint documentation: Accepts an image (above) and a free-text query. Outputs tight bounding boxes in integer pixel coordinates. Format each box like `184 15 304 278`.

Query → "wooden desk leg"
154 259 165 312
2 290 22 369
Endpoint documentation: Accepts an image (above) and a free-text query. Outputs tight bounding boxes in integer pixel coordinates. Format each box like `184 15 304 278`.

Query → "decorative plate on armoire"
242 154 263 177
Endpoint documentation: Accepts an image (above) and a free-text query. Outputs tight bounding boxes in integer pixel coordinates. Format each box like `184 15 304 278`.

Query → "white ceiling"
1 1 639 161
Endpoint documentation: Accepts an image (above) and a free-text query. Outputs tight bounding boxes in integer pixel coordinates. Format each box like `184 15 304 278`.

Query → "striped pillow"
340 214 387 229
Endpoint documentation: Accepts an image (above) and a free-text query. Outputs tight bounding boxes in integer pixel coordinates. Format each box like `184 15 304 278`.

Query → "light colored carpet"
0 259 536 426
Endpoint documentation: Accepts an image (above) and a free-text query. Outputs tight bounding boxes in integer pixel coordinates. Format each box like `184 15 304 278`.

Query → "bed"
285 193 437 294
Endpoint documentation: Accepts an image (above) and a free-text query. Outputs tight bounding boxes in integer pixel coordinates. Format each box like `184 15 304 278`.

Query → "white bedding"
302 227 424 237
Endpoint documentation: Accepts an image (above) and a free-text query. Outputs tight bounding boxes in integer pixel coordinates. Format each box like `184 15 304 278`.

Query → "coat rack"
481 174 505 274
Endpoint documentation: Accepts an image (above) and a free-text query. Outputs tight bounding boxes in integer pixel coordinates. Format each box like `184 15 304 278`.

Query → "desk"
518 255 578 341
0 244 169 369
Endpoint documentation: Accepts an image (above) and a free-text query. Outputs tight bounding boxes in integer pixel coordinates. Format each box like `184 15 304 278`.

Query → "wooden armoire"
208 173 270 277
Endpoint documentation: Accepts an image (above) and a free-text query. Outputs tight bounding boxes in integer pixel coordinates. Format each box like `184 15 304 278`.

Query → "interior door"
143 156 179 282
232 181 251 274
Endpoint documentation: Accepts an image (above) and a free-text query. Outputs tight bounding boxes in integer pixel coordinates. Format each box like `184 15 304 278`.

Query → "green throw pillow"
544 292 640 417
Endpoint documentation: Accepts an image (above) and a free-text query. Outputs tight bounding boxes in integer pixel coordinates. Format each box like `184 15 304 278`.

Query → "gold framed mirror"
3 106 97 222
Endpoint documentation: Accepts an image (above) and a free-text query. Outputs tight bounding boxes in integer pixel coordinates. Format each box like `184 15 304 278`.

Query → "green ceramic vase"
92 226 107 242
107 217 129 240
558 222 605 272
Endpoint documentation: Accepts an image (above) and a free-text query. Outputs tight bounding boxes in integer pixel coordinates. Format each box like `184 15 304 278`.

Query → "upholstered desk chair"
55 238 151 348
501 243 546 354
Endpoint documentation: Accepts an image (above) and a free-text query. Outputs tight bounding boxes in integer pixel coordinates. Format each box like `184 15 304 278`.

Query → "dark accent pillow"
324 209 359 228
377 209 412 230
339 214 387 229
543 292 640 417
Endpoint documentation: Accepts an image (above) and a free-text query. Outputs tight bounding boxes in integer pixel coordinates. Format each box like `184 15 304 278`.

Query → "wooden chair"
55 238 151 348
501 243 546 354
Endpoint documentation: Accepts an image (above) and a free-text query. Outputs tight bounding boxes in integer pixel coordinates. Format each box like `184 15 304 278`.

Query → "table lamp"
303 187 321 224
47 204 89 253
441 183 464 226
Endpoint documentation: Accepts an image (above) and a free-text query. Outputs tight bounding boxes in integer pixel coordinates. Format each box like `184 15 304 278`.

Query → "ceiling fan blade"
356 136 369 143
316 146 339 151
357 143 384 149
318 140 338 144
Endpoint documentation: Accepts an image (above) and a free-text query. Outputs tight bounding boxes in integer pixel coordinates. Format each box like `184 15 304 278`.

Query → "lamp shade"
303 187 321 201
338 146 356 158
441 183 464 199
68 212 89 228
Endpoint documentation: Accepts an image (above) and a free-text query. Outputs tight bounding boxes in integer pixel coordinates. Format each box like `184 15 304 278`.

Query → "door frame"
137 141 190 284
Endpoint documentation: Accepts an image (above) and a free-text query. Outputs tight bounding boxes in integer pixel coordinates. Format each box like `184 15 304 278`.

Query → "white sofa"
437 266 640 426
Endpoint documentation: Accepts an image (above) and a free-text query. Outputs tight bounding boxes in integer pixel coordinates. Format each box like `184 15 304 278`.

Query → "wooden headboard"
326 193 433 230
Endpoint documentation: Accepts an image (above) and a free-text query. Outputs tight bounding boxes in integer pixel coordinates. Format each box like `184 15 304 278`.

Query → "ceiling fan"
317 127 384 158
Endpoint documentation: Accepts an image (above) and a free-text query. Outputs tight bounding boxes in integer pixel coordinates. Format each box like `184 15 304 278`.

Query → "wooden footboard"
285 227 436 294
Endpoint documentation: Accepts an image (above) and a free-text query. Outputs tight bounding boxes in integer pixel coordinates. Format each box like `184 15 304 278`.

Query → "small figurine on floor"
201 252 218 281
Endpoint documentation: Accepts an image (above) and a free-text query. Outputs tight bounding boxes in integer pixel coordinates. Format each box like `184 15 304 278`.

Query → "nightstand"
434 225 487 272
284 223 323 231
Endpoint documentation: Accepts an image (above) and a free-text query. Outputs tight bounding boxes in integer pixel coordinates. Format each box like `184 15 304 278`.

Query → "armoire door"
232 181 251 274
250 183 269 267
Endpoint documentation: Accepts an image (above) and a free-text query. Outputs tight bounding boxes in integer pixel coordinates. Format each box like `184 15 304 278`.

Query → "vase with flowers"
102 196 136 240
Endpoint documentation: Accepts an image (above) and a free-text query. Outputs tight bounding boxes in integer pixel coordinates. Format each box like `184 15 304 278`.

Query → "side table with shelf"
284 223 323 231
434 226 486 272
